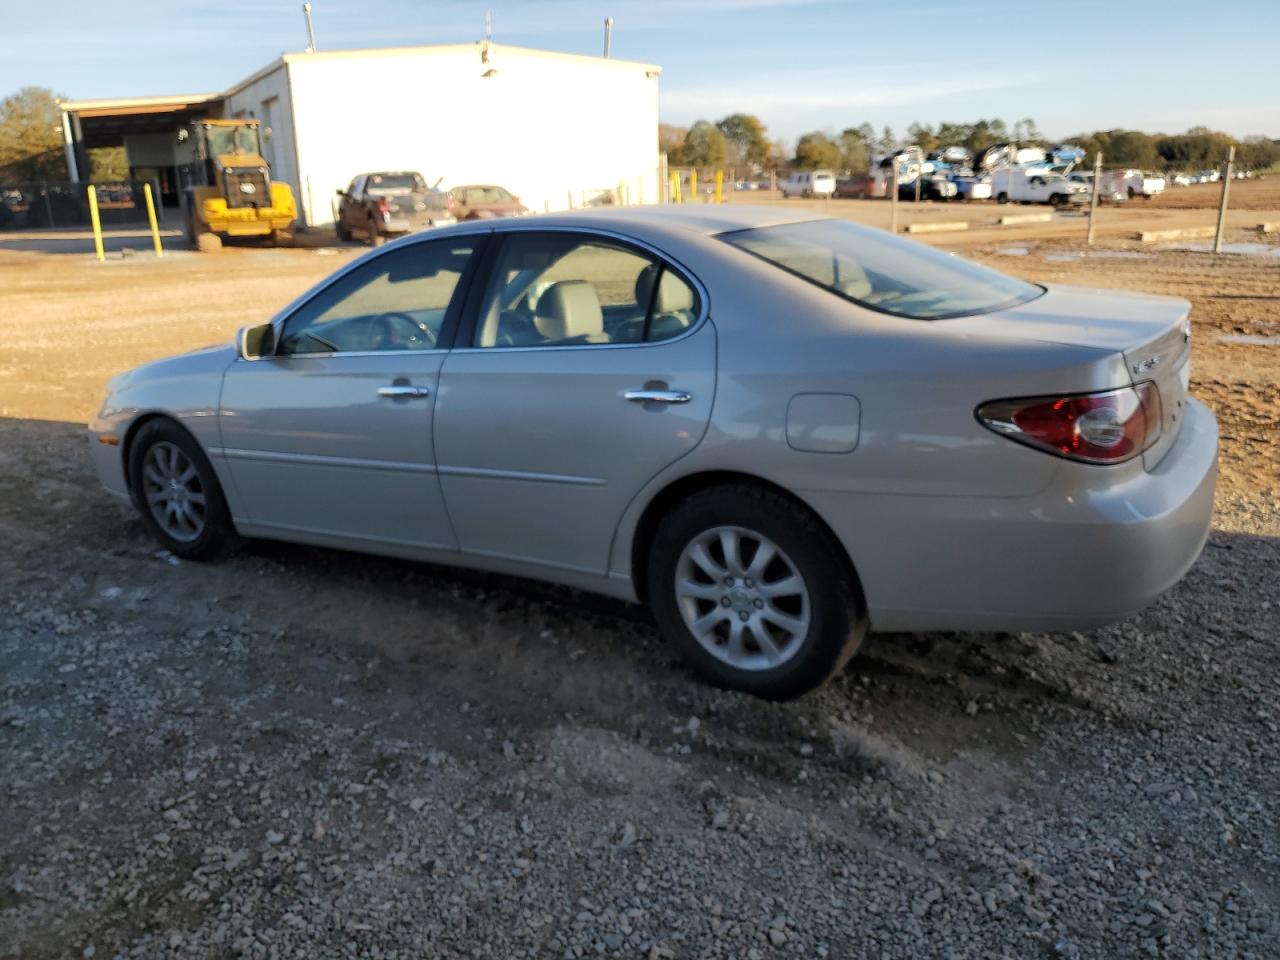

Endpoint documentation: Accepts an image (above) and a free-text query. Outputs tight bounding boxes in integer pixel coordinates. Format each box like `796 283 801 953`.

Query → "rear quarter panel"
607 233 1130 582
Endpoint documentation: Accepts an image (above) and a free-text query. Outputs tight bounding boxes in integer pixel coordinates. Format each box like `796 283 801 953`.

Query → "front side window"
278 239 477 355
473 234 699 348
721 219 1042 320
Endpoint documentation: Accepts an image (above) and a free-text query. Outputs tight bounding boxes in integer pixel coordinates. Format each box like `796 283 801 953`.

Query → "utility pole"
1087 150 1102 246
890 160 900 234
1214 145 1235 255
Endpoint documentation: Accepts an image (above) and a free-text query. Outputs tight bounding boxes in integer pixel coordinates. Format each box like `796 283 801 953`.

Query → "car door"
433 229 716 574
217 234 485 551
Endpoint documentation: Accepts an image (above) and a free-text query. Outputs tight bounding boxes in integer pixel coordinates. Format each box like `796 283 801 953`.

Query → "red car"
834 175 883 199
446 184 529 220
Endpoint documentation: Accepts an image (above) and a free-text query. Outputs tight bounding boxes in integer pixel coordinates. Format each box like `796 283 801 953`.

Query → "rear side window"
721 219 1042 320
473 234 699 348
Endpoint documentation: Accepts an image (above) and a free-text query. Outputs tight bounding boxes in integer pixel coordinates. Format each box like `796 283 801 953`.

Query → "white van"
781 170 837 198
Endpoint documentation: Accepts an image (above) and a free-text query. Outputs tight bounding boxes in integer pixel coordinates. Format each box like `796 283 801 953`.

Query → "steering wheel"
371 311 435 351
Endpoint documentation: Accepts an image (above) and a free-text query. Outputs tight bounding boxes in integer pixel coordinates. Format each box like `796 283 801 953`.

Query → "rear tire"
647 485 866 700
335 221 351 243
996 192 1009 204
128 419 238 561
271 228 294 246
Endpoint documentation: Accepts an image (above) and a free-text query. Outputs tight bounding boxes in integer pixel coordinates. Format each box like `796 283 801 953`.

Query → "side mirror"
336 188 346 197
237 322 276 361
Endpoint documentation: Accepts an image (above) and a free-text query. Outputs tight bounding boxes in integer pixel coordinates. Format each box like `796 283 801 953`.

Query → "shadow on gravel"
4 414 1277 763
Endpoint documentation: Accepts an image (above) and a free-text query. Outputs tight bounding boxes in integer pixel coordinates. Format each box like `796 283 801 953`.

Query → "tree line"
661 113 1280 174
4 84 1276 184
0 87 125 182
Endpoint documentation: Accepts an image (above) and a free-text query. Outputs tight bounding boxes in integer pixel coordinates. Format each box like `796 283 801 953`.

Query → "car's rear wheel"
129 419 237 561
335 220 351 242
648 485 866 700
996 192 1009 204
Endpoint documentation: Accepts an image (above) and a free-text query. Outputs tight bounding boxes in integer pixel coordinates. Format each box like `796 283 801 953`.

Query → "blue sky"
7 0 1278 143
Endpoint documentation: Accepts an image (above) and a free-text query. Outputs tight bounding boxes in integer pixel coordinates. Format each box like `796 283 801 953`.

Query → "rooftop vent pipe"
302 3 317 52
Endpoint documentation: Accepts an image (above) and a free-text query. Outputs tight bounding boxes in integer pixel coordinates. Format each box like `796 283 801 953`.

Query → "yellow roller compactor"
181 119 296 251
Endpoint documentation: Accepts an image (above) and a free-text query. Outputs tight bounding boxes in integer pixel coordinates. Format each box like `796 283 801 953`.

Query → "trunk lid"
944 284 1192 469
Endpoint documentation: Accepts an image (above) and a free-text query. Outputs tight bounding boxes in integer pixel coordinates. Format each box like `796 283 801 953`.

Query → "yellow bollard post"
715 169 724 204
87 185 105 262
690 169 698 203
669 171 678 204
143 183 163 257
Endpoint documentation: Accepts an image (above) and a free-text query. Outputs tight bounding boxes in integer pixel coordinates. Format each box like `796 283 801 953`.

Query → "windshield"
366 173 425 193
721 219 1043 320
203 124 260 156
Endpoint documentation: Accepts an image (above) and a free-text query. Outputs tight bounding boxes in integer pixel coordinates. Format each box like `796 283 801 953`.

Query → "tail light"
377 196 391 220
977 383 1162 464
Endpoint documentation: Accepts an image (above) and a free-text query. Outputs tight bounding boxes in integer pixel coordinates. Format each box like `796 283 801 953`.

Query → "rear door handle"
624 389 691 404
378 384 431 399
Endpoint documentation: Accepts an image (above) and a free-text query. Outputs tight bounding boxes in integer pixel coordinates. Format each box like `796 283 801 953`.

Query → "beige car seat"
533 280 606 343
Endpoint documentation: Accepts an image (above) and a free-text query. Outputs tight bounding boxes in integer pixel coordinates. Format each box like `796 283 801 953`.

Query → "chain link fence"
0 180 164 231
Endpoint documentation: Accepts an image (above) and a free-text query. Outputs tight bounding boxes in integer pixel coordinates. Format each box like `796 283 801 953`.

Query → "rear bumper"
808 398 1218 633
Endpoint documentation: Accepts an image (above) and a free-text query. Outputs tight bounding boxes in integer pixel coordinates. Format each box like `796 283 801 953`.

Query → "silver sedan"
88 206 1218 699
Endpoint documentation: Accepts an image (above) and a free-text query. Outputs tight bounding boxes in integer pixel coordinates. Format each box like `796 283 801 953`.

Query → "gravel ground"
1 238 1277 959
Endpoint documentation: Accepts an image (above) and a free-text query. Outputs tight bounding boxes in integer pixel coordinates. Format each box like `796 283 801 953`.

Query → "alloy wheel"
141 441 207 543
674 525 811 671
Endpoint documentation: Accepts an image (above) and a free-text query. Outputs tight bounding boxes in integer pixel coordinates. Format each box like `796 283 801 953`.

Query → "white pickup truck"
1105 169 1166 199
990 168 1090 207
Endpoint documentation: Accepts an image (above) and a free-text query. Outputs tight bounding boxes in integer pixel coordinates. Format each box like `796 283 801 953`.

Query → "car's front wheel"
648 485 866 700
129 419 237 560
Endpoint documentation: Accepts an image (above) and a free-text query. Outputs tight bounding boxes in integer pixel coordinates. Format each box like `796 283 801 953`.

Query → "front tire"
194 230 222 253
647 485 866 700
128 419 237 561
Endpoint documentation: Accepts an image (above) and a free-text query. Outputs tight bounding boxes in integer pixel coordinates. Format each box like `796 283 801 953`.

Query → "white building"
60 42 662 226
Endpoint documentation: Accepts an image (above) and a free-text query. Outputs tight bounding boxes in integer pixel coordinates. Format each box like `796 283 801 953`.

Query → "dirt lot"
1 211 1277 958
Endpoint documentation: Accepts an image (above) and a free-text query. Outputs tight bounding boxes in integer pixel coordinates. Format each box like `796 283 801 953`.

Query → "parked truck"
990 167 1089 207
1104 169 1166 199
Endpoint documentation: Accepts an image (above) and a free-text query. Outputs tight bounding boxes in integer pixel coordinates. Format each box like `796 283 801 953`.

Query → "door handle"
377 384 431 399
624 389 691 404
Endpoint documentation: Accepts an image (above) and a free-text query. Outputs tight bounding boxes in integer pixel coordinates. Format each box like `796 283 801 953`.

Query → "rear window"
720 219 1043 320
367 173 423 192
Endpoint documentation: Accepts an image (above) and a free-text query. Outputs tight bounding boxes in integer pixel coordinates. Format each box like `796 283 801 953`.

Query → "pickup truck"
335 171 456 245
1105 169 1166 199
990 168 1089 206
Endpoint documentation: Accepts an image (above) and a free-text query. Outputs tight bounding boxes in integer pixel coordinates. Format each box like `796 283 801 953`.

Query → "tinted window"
279 240 477 355
473 234 698 348
721 219 1042 320
367 173 424 192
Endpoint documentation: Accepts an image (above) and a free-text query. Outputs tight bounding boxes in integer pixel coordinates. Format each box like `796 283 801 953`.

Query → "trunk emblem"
1132 354 1163 374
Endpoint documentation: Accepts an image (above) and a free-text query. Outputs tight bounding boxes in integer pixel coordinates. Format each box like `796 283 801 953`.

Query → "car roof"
515 204 826 237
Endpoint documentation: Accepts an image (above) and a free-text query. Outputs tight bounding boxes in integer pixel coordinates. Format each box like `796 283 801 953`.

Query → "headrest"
534 281 603 342
635 265 695 315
